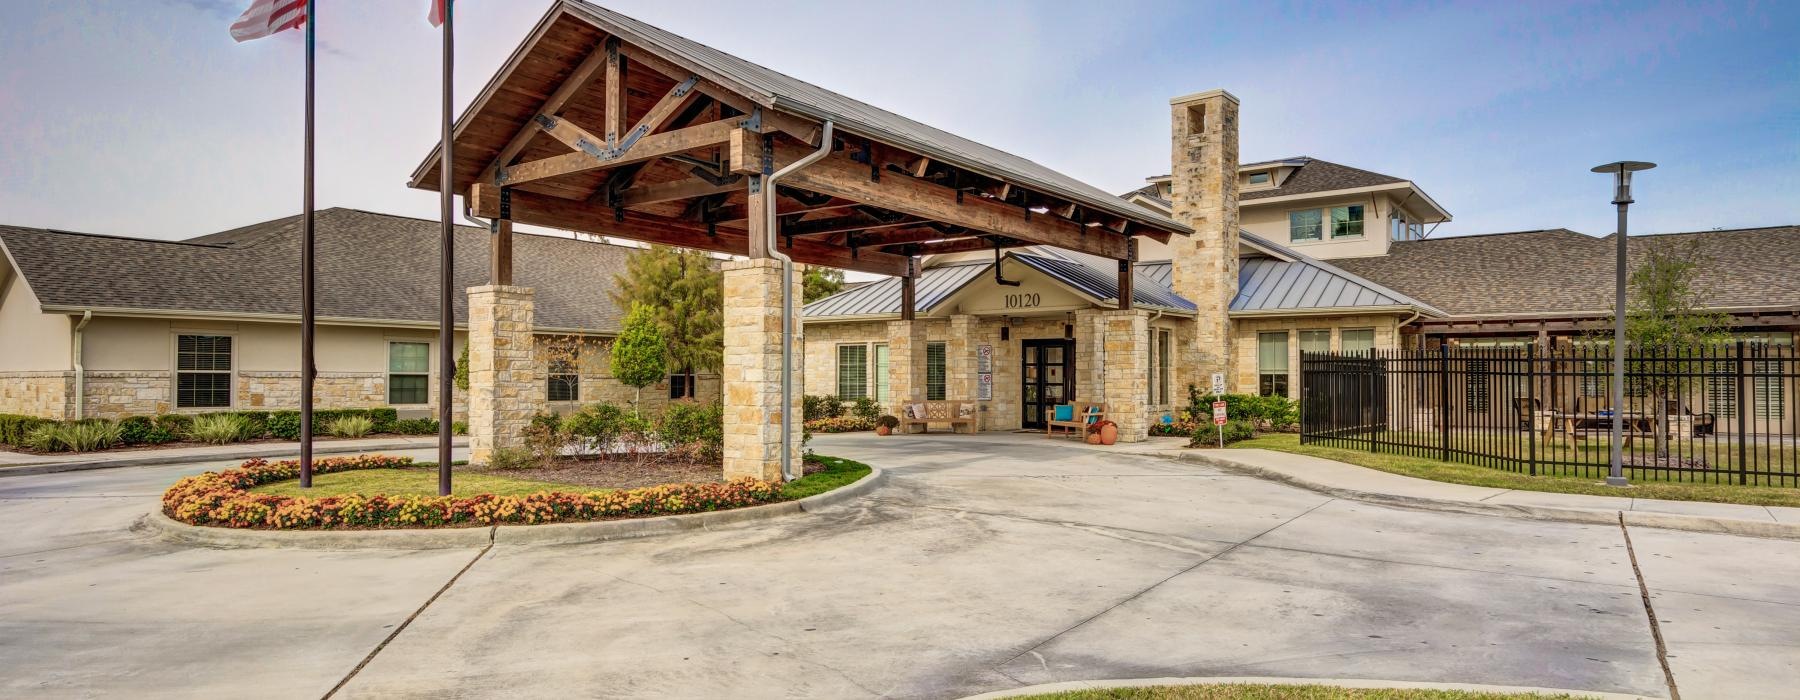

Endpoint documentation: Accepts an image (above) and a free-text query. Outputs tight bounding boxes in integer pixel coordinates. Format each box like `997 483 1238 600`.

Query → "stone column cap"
1170 88 1239 106
468 284 536 296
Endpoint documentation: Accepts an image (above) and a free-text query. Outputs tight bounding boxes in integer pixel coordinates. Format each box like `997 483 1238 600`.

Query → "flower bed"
162 455 783 530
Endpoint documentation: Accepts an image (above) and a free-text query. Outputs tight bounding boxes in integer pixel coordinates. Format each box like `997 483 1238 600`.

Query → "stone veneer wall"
1098 310 1152 442
721 259 804 481
1168 90 1241 385
467 285 542 464
1231 314 1402 398
0 372 72 420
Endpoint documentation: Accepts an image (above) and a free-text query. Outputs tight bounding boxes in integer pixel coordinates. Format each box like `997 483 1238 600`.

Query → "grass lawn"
1233 433 1800 508
252 468 581 498
1015 684 1585 699
784 454 872 499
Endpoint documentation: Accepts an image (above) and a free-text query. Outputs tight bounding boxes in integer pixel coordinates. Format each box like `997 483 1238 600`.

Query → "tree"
610 245 723 387
610 303 667 414
1613 237 1731 457
803 265 845 303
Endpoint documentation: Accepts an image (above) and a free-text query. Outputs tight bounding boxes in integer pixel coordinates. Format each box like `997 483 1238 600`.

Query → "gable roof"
1239 157 1405 201
0 209 637 332
1333 225 1800 318
801 247 1195 319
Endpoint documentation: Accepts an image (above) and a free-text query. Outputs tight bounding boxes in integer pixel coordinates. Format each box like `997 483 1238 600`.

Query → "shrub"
850 396 879 421
529 411 563 433
0 414 53 446
802 394 843 421
1182 385 1298 434
392 418 439 435
117 416 155 445
875 414 899 430
190 413 253 445
154 413 194 439
22 424 62 452
521 423 567 468
452 420 468 436
326 415 375 438
659 400 723 460
1191 419 1255 447
486 447 535 470
803 416 874 433
162 454 785 530
267 411 303 440
233 411 271 439
564 403 626 447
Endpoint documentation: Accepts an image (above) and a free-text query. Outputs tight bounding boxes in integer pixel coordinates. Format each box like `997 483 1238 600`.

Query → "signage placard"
1210 372 1226 397
1212 400 1228 426
977 344 993 373
977 372 993 401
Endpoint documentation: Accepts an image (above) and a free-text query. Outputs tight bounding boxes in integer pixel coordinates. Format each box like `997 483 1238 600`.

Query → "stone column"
468 285 541 465
1168 89 1240 384
886 319 927 422
947 315 979 430
721 259 804 482
1100 309 1152 442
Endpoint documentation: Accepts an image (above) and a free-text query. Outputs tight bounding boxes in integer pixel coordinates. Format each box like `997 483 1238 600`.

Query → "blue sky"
1 0 1794 243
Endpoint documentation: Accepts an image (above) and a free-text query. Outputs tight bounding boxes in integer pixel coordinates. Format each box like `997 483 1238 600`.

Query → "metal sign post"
1210 372 1226 448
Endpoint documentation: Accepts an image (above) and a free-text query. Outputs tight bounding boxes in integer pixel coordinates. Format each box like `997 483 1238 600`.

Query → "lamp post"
1591 160 1655 487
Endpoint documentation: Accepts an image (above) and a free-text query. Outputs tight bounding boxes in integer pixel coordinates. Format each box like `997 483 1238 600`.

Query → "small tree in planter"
610 303 667 415
875 415 899 436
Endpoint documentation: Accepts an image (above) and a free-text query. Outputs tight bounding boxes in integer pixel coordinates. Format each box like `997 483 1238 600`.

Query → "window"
1340 328 1375 355
1708 362 1737 418
872 344 890 403
669 370 695 399
926 342 947 400
1147 329 1173 405
1247 171 1271 186
1288 209 1322 242
1465 360 1491 412
1258 331 1289 397
1330 205 1365 238
386 342 429 405
1299 329 1331 356
1754 360 1786 420
837 345 869 399
176 334 233 408
546 358 579 402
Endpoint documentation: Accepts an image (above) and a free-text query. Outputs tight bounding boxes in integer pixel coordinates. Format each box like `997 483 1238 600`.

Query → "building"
0 208 719 421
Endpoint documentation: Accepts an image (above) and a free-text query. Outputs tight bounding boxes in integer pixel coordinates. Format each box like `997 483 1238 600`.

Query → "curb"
959 675 1653 700
137 467 887 550
1176 451 1800 541
0 439 468 478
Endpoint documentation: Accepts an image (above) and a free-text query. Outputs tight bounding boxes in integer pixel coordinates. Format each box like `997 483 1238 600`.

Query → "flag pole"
299 0 317 488
437 0 456 496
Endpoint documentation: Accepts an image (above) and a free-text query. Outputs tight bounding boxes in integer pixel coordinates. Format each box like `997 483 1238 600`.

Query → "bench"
1047 401 1107 438
898 400 978 434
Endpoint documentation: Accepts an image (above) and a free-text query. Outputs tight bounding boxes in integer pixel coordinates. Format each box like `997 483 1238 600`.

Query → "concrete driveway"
2 434 1796 699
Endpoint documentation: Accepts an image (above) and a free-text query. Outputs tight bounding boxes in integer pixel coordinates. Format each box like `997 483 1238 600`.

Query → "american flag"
229 0 307 43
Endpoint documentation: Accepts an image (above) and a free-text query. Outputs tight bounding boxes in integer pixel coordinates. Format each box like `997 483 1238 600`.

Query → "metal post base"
1604 476 1631 487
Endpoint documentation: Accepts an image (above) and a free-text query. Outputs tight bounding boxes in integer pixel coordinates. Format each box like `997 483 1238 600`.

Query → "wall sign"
978 372 993 401
977 344 993 373
1003 293 1041 309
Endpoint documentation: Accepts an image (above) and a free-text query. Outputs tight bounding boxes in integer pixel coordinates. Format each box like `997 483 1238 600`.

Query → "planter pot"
1084 432 1102 445
1098 423 1118 446
876 425 892 436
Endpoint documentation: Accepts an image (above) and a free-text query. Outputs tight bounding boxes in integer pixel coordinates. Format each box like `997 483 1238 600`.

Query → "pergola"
409 1 1190 479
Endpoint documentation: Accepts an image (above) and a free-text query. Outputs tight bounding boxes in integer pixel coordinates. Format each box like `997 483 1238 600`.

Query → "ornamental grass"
162 455 782 530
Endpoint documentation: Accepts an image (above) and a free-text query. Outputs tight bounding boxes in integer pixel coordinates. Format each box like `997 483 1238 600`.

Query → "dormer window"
1247 171 1271 186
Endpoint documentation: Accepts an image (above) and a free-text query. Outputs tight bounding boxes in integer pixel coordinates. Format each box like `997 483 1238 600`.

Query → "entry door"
1021 339 1075 429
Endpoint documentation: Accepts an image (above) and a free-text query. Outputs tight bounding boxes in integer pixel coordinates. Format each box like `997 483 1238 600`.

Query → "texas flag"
428 0 449 27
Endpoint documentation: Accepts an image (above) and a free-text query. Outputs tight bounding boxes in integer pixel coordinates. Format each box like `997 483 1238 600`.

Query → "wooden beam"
616 176 742 208
897 236 1028 256
478 40 612 184
603 38 626 149
1117 260 1133 311
852 227 973 247
757 138 1131 259
497 118 737 187
899 266 917 321
491 218 514 286
785 215 925 237
469 183 907 277
531 114 605 156
618 44 823 145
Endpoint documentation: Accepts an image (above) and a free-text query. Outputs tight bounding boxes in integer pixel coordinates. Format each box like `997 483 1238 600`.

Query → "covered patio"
408 1 1190 480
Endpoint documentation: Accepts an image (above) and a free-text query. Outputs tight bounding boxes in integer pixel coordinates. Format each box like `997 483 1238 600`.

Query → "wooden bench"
1047 401 1107 438
898 400 977 434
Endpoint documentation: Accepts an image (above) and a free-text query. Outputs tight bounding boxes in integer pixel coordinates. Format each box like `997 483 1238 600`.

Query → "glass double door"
1021 339 1075 429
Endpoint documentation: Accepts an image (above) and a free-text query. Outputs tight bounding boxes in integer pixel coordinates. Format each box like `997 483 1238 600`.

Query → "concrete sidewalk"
0 435 469 476
1169 446 1800 539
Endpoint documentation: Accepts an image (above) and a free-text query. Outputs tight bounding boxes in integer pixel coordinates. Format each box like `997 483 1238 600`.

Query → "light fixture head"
1591 161 1656 205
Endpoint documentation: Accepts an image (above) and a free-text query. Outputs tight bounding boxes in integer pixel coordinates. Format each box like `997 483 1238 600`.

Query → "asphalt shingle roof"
0 208 637 332
1333 225 1800 317
1240 157 1406 201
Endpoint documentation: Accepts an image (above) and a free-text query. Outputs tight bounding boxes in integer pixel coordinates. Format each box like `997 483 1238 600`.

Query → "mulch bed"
464 453 837 490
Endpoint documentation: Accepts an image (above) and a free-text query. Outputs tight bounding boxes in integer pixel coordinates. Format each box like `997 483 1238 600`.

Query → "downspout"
72 310 92 420
1397 308 1422 350
765 120 835 482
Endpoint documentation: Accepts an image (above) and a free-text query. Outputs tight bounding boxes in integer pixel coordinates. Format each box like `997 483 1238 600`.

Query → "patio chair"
1511 397 1540 431
1665 399 1716 437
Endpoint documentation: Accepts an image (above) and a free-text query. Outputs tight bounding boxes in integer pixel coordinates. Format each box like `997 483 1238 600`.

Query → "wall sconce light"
1000 326 1010 341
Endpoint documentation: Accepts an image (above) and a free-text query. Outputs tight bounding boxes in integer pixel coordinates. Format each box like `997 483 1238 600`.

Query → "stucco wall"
1240 191 1414 261
0 270 71 372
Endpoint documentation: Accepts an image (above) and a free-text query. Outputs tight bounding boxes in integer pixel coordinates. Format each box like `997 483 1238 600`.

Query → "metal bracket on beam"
760 135 775 176
498 187 512 220
740 106 763 133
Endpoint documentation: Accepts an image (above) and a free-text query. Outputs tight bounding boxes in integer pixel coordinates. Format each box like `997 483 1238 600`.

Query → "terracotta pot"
1084 432 1102 445
1099 423 1118 445
876 425 892 436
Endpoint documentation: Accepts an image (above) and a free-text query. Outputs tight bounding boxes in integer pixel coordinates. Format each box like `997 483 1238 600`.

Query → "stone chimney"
1167 89 1240 378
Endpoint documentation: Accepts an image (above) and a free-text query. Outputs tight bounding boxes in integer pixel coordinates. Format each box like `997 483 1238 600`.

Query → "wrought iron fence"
1300 342 1799 487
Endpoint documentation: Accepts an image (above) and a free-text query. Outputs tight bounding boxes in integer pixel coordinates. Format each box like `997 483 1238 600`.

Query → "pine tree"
610 303 667 414
610 245 723 389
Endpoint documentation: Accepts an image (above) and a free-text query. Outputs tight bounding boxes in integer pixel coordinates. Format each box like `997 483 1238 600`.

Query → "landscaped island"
161 453 870 530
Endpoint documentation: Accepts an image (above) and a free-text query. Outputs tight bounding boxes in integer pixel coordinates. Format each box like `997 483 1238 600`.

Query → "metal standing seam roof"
562 1 1190 237
1008 253 1197 311
801 262 991 318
